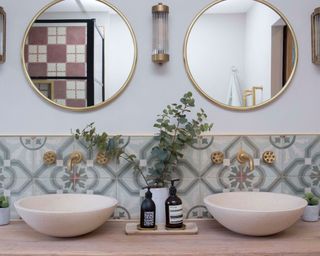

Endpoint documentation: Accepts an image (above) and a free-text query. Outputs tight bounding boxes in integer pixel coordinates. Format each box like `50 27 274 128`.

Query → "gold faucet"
67 152 83 171
237 149 254 171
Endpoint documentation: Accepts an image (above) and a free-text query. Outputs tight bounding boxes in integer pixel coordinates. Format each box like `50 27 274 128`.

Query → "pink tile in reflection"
28 63 47 76
28 27 48 45
67 27 86 45
24 46 29 63
66 99 86 107
54 81 67 99
47 45 66 63
66 63 86 76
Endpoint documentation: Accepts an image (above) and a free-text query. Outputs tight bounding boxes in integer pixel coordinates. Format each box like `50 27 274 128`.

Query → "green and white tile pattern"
0 134 319 220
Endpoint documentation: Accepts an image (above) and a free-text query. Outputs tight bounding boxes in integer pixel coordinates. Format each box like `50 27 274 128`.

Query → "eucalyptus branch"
150 91 213 187
119 152 149 187
73 123 149 187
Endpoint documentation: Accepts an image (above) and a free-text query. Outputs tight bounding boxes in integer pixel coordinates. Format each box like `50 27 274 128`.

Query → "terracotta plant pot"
0 207 10 226
302 205 319 222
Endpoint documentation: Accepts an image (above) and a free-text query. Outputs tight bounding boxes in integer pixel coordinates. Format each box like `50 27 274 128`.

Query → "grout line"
0 132 319 137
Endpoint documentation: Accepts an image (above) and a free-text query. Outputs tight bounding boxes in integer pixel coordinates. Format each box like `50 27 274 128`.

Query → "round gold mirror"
22 0 137 111
184 0 298 111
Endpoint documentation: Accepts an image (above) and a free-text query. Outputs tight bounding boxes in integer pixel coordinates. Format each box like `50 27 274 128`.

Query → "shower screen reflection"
185 0 297 109
23 0 136 109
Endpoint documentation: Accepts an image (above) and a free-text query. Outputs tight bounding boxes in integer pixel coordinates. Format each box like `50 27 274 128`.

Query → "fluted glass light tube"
0 7 6 64
152 3 169 64
312 7 320 64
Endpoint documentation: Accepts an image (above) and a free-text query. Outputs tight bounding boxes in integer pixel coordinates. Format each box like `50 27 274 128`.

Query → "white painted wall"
244 3 282 101
187 14 246 104
0 0 319 135
107 14 134 98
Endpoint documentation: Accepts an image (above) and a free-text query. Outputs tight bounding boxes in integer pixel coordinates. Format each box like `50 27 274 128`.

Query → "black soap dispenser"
165 179 183 229
140 187 156 229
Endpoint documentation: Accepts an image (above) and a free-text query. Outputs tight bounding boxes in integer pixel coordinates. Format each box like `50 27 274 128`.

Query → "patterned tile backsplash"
1 134 319 220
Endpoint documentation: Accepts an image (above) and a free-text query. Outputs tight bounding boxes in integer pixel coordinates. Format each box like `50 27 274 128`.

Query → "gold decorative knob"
43 151 57 165
262 151 276 164
96 152 110 166
211 151 224 165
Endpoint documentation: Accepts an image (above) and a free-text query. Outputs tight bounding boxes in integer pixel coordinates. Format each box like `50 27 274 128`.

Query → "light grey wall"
0 0 319 135
187 13 246 104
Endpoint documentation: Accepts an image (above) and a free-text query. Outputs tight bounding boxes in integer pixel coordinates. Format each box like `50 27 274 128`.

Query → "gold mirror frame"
183 0 298 111
21 0 138 112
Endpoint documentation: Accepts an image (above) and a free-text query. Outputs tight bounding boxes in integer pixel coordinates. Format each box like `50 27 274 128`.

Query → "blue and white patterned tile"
92 136 134 177
118 176 140 194
248 135 282 176
218 165 260 191
96 179 117 198
9 184 34 219
180 143 201 174
116 136 154 171
29 136 69 169
33 136 91 178
199 136 281 181
110 136 157 187
280 135 319 171
33 176 116 195
282 176 307 197
186 205 212 219
255 176 282 193
177 179 201 217
175 159 199 180
0 138 11 166
198 136 236 176
0 164 33 196
0 137 34 177
200 178 223 198
116 179 140 219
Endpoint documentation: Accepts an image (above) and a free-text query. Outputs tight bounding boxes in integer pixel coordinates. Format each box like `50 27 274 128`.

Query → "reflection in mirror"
185 0 297 110
23 0 136 110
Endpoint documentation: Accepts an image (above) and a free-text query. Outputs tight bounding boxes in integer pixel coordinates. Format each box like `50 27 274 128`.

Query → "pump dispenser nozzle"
169 179 179 196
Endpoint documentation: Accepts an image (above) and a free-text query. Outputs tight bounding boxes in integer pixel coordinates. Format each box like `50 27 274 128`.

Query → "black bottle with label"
140 187 156 229
165 179 183 229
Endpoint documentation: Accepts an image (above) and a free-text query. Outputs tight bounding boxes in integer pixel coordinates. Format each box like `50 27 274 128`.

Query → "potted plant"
302 192 319 222
0 194 10 225
148 91 213 186
144 92 213 223
74 92 213 223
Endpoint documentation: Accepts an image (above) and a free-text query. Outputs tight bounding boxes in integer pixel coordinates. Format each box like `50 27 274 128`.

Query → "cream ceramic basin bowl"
204 192 307 236
14 194 118 237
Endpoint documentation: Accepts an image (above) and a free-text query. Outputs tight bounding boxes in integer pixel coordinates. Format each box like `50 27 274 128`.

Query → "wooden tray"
125 222 198 235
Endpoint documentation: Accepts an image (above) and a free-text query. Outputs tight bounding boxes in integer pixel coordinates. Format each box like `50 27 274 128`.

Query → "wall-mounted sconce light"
0 7 6 64
312 7 320 64
152 3 169 64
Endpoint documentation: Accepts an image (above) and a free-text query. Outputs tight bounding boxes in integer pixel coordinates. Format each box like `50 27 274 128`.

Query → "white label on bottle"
144 211 155 227
169 205 183 224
